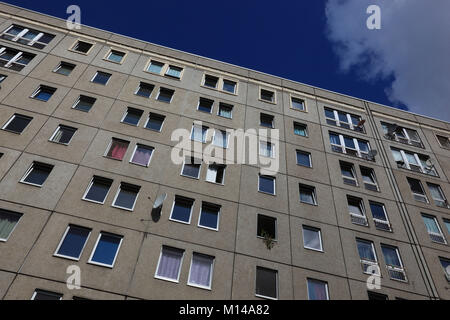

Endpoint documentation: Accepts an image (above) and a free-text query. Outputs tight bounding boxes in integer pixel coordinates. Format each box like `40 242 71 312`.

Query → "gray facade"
0 2 449 300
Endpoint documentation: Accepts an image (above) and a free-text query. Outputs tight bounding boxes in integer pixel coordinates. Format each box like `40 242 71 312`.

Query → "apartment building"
0 2 449 300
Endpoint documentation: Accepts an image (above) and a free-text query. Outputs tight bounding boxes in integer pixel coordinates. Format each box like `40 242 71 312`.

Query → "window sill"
1 128 21 135
255 294 278 301
169 217 191 225
187 283 212 291
197 224 219 232
103 155 125 162
87 261 114 269
258 98 277 105
205 180 224 186
258 190 276 197
304 247 324 253
19 181 43 188
180 174 200 180
111 204 134 212
299 201 317 206
154 275 180 284
53 253 80 262
290 107 307 113
48 140 69 146
102 58 124 65
143 69 182 81
68 49 90 56
200 84 238 96
81 198 106 205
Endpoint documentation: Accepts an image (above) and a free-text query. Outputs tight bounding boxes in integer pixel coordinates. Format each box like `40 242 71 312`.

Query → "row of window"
407 177 449 208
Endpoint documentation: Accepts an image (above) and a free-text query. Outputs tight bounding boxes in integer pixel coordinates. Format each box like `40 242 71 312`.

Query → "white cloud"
325 0 450 122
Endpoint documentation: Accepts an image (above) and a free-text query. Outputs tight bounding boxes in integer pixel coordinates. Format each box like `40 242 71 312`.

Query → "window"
112 183 140 211
0 209 22 241
0 46 35 71
299 184 316 205
369 202 391 232
348 196 367 226
49 125 77 145
145 113 165 132
130 144 153 167
72 95 96 112
259 175 275 195
91 71 111 85
147 60 164 74
20 162 53 187
54 225 91 260
294 122 308 137
135 82 154 98
30 85 56 101
106 50 125 63
325 107 365 132
203 75 218 88
155 246 184 282
54 62 75 76
259 141 274 158
436 135 450 149
296 150 312 167
188 253 214 289
213 130 229 148
381 245 407 281
329 132 372 160
302 226 323 251
218 103 233 119
156 87 175 103
1 24 55 48
368 291 388 300
360 166 378 191
170 196 194 224
260 113 274 128
71 40 93 53
165 65 183 79
427 183 448 208
340 161 357 186
391 148 437 176
121 107 143 126
260 89 275 103
206 164 226 184
31 290 62 300
181 157 201 179
257 214 277 240
444 219 450 234
381 122 423 148
307 279 329 300
191 124 209 143
356 239 379 274
223 80 236 94
440 258 450 281
88 232 123 268
407 177 428 203
83 176 113 204
2 113 32 133
198 202 221 230
255 267 278 300
197 97 214 113
291 97 305 111
105 138 129 161
422 214 446 244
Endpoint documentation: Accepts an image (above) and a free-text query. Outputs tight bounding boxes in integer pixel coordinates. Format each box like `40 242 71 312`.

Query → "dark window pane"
157 88 174 103
204 75 218 88
296 151 311 167
113 184 139 210
3 114 32 133
122 108 143 126
259 176 275 194
23 163 53 186
370 202 387 221
90 233 122 266
136 82 154 98
223 80 236 93
84 177 112 203
33 290 62 300
199 203 220 229
57 226 90 258
145 113 165 131
256 267 277 299
92 71 111 85
74 95 96 112
171 197 193 223
257 215 276 239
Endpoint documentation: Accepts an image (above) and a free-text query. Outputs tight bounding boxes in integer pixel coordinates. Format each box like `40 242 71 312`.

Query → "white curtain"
206 166 217 182
189 254 213 287
0 211 20 240
157 247 183 280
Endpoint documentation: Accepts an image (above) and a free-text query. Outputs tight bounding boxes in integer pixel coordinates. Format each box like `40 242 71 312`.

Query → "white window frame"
382 122 422 146
53 225 91 261
408 178 429 203
290 96 306 112
70 40 95 54
0 210 22 242
293 122 308 137
302 226 323 252
299 184 317 205
156 87 174 103
129 144 154 167
190 124 209 143
330 133 370 158
325 107 363 131
258 175 276 195
356 239 380 275
134 82 154 98
154 246 185 283
90 71 111 85
146 60 165 74
360 166 379 191
197 97 214 114
197 203 221 231
48 125 77 145
205 164 226 185
104 138 129 161
307 279 329 300
369 201 391 229
72 95 96 112
259 140 274 158
19 162 52 187
165 65 183 79
87 232 123 268
82 176 112 205
422 214 447 244
212 129 230 149
2 25 51 47
427 183 448 207
340 162 358 186
0 46 34 69
259 87 276 104
53 61 75 75
111 183 140 212
296 150 312 167
217 102 233 119
144 113 165 132
169 197 194 225
255 267 279 300
121 107 143 126
105 49 126 64
180 158 201 179
392 148 437 176
187 253 215 290
1 113 32 133
382 245 406 279
30 85 55 101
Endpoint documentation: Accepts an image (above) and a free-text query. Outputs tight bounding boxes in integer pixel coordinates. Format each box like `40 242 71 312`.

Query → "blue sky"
5 0 449 121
